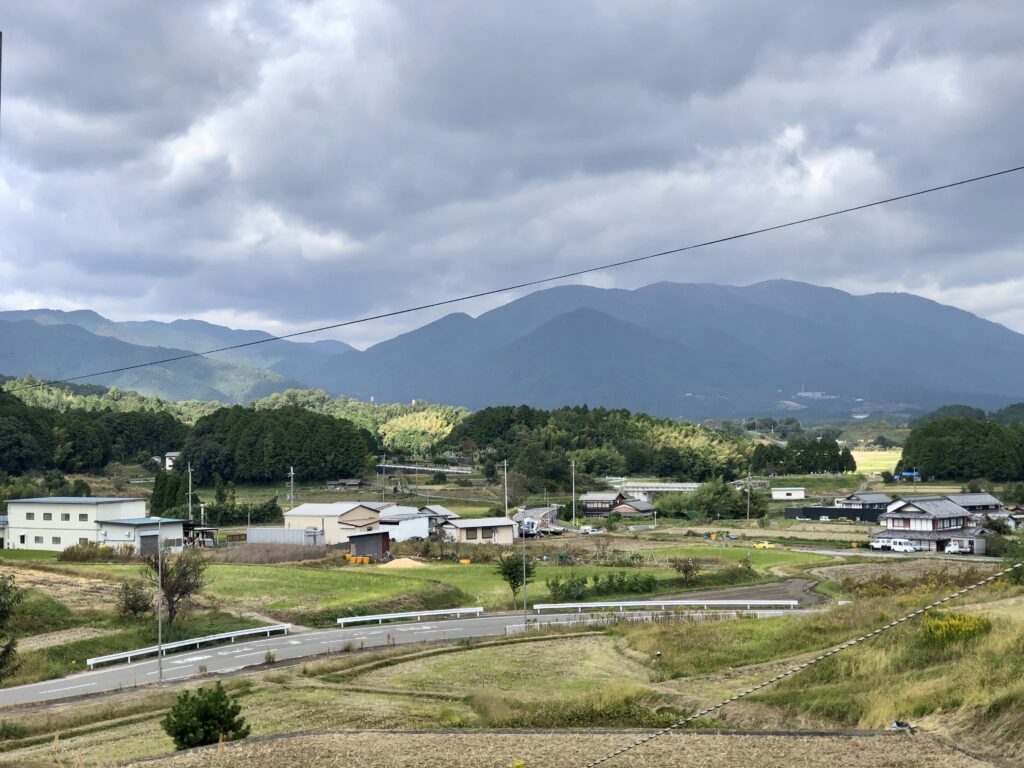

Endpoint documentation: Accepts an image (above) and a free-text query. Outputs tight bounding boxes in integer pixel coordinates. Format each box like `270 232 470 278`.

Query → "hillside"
4 281 1024 418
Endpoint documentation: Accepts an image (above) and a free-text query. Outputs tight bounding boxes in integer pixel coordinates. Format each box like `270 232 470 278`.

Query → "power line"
7 163 1024 395
579 561 1023 767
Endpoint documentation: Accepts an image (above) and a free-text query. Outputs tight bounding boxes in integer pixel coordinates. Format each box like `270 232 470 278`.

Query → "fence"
87 624 291 669
337 607 484 626
533 599 799 613
246 526 325 546
506 608 815 635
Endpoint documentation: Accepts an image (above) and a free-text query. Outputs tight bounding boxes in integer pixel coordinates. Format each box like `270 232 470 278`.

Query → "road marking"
235 652 266 659
44 683 95 693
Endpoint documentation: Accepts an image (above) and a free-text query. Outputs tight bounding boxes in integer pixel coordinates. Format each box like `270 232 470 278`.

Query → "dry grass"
119 730 992 768
0 564 120 611
812 560 998 584
205 544 330 565
18 627 119 652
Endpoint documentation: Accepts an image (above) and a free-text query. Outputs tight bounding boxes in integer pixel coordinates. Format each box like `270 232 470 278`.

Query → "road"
0 601 814 708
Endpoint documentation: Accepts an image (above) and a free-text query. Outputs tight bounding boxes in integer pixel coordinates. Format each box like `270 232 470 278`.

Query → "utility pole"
522 496 528 630
156 518 163 682
746 468 752 520
571 459 576 527
503 459 509 517
187 463 193 523
287 465 296 507
381 451 387 502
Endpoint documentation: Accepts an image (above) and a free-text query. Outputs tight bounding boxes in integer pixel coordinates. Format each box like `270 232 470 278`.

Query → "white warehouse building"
4 497 184 554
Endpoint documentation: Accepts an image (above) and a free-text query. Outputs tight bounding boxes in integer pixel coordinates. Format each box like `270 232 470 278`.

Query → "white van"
890 539 918 553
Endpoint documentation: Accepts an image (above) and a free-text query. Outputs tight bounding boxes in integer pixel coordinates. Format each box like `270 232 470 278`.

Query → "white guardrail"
87 624 292 669
533 599 799 613
337 607 484 626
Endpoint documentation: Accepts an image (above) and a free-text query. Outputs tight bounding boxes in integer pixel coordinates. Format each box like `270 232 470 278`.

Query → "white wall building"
442 517 517 545
283 501 394 545
6 497 145 552
771 487 806 501
99 517 185 555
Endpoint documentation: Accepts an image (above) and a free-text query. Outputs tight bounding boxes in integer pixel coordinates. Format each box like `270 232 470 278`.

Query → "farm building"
7 497 142 552
579 492 629 516
610 499 655 518
98 517 186 555
771 487 805 501
835 492 893 510
944 493 1002 513
442 517 517 545
283 501 394 545
348 530 390 559
378 505 456 542
247 527 326 546
164 451 182 471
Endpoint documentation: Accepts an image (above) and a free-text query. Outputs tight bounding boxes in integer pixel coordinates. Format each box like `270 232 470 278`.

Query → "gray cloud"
0 0 1022 351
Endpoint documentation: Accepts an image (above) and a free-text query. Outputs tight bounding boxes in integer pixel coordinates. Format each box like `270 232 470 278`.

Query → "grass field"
850 449 902 474
0 550 57 561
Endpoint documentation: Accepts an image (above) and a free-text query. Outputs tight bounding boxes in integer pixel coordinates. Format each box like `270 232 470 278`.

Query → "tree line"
446 405 750 492
899 417 1024 481
749 436 856 475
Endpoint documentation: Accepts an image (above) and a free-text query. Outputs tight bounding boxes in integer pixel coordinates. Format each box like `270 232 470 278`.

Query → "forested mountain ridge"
4 280 1024 419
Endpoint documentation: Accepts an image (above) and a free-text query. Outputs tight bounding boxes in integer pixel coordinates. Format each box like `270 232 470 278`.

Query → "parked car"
869 539 891 550
753 541 779 549
890 539 917 553
945 542 967 555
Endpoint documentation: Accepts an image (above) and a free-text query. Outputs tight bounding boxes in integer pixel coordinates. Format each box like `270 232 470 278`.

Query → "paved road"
796 547 993 563
0 602 813 708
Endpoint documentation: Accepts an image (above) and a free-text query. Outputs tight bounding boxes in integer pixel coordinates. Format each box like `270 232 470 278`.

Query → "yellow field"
850 449 901 474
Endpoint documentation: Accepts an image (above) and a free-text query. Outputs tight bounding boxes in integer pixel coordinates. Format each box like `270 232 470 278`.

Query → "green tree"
688 477 764 520
161 681 250 750
0 574 23 682
117 581 153 619
144 547 209 626
496 552 535 610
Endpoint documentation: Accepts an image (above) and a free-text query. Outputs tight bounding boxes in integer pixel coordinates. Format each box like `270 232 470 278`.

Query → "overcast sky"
1 1 1022 349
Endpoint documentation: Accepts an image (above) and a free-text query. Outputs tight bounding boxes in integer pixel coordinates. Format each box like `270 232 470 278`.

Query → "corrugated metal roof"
443 517 515 528
846 492 893 504
284 501 394 517
98 517 184 526
7 497 144 505
580 492 623 501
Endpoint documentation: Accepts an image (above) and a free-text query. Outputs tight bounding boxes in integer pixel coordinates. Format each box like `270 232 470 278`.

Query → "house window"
61 513 70 522
481 527 494 539
79 538 89 546
25 512 34 521
52 537 61 545
33 536 43 544
79 514 88 522
43 512 52 521
466 528 478 540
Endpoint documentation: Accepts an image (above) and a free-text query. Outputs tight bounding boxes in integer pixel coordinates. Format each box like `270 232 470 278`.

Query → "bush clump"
117 581 153 619
545 571 657 601
57 542 136 563
917 612 992 649
161 681 250 750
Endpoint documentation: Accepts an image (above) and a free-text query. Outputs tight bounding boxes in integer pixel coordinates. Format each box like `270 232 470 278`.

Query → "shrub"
117 581 153 619
670 557 702 585
161 681 251 750
206 544 329 564
917 612 992 649
57 541 135 563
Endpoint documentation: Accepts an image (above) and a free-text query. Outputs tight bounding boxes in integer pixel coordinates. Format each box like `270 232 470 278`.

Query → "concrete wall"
248 527 325 546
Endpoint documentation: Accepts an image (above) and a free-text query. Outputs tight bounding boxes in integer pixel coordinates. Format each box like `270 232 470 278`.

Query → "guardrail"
337 607 484 626
533 599 799 613
87 624 291 669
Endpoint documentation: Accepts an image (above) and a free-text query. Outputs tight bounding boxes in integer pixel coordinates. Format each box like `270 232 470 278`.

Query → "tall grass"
206 544 329 564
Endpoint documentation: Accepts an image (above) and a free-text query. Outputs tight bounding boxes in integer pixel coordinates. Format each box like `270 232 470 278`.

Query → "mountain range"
2 280 1023 420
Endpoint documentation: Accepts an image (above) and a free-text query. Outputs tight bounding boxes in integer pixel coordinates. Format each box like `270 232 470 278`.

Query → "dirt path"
0 564 120 611
19 627 120 651
653 578 829 606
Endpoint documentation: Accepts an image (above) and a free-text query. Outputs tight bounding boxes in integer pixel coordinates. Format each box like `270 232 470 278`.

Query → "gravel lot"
124 730 993 768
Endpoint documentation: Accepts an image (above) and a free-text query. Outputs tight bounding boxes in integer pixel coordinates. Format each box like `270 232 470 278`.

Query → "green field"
0 550 57 561
850 449 902 474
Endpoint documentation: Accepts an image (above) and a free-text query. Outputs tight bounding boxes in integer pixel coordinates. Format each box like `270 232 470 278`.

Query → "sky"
0 1 1022 350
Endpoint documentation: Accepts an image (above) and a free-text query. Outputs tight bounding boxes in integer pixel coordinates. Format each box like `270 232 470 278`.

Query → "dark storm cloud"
1 0 1023 348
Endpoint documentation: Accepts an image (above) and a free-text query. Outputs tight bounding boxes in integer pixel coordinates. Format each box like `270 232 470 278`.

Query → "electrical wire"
578 561 1024 767
6 163 1024 394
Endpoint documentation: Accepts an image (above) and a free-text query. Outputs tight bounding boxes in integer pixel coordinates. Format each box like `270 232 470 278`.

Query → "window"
79 538 89 546
61 513 70 522
43 512 52 521
481 527 494 539
466 528 478 540
25 512 34 521
18 535 25 545
33 536 43 544
52 537 61 545
79 513 88 522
